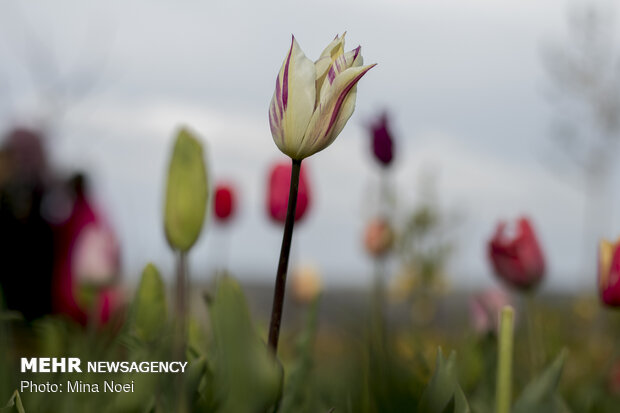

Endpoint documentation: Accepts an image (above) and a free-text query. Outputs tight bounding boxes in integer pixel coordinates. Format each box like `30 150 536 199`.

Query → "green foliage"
418 348 470 413
513 350 570 413
208 276 283 413
132 263 168 343
1 391 24 413
279 298 320 413
164 128 209 252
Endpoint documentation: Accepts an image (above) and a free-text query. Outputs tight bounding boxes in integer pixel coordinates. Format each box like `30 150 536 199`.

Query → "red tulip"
598 238 620 307
488 217 545 291
369 112 394 167
267 161 311 224
213 183 236 223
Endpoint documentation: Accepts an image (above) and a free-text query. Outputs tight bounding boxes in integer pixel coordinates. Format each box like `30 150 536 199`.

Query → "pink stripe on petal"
327 66 336 85
282 36 294 111
275 77 283 118
324 65 376 138
352 46 361 63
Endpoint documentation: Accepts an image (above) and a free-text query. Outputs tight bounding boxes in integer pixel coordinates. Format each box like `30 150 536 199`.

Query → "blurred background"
0 0 618 293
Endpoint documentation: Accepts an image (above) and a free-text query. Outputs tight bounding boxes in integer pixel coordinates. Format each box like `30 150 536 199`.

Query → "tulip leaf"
209 276 283 413
418 348 470 413
133 263 168 342
164 127 209 252
1 391 25 413
512 350 569 413
279 297 320 413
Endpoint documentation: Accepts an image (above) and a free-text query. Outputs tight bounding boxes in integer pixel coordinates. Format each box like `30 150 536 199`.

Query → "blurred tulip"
267 161 311 223
598 238 620 306
364 217 394 258
269 33 375 160
609 359 620 394
469 288 512 334
53 174 122 326
213 183 236 223
291 263 322 304
164 128 209 252
488 217 545 291
369 112 394 167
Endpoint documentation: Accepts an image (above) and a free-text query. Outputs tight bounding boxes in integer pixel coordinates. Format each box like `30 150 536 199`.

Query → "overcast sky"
0 0 617 291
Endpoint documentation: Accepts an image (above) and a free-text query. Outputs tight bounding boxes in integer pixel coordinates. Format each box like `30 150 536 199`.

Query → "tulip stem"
525 293 544 376
495 306 514 413
268 158 302 352
174 251 188 357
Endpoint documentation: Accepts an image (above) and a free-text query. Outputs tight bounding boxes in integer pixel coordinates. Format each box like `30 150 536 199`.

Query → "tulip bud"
291 263 322 304
488 217 545 291
164 128 209 252
269 34 376 160
213 183 236 223
364 217 394 258
267 161 311 224
369 112 394 167
598 238 620 306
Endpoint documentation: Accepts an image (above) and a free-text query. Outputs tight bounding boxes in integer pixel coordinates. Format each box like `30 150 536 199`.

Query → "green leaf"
209 276 283 413
512 350 569 413
133 263 168 342
279 297 320 413
418 348 470 413
164 127 209 252
1 390 25 413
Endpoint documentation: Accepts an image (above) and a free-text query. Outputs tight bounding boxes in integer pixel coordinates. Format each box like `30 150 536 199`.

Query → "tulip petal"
298 63 376 158
315 35 347 96
599 239 615 291
269 36 316 158
318 32 346 59
600 238 620 306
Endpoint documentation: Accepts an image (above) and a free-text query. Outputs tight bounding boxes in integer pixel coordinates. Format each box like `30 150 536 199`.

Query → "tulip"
269 33 376 160
369 112 394 167
213 183 236 223
364 217 394 259
267 33 374 353
469 288 512 334
488 217 546 291
598 238 620 306
291 263 322 305
267 161 311 224
164 128 209 252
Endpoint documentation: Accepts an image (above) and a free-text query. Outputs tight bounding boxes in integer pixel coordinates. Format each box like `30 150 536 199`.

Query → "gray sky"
0 0 615 291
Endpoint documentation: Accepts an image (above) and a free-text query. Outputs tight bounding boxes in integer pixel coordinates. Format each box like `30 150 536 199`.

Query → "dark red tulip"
369 112 394 167
213 183 236 223
598 238 620 307
267 161 311 224
488 217 545 291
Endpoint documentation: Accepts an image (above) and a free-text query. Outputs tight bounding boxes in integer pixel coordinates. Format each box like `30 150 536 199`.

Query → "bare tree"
542 2 620 271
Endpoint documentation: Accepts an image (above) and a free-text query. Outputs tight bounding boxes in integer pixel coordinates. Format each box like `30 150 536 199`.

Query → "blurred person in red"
51 174 123 326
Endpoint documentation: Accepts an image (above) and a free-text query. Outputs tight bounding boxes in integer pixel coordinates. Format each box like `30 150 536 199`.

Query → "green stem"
174 251 188 356
496 306 514 413
524 292 543 376
268 158 302 352
371 258 386 348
